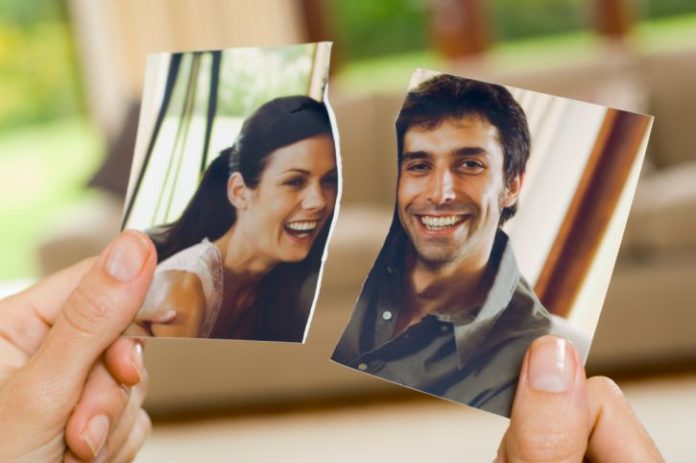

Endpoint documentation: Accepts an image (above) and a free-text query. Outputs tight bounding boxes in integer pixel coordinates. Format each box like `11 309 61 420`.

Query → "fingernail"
131 341 144 382
528 337 575 393
81 414 110 458
94 446 108 463
105 231 148 282
153 309 177 323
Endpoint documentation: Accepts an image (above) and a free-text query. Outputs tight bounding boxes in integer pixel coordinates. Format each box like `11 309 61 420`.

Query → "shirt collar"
449 229 521 368
473 230 521 321
378 228 522 369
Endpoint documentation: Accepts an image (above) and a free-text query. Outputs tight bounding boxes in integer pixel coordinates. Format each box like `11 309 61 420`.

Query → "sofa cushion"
321 206 393 294
641 47 696 167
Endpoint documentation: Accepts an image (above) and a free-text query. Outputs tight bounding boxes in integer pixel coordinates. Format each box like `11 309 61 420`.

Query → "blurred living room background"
1 0 695 461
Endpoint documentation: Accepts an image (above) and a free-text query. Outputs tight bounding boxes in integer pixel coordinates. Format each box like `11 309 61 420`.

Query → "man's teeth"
286 221 318 232
420 215 464 229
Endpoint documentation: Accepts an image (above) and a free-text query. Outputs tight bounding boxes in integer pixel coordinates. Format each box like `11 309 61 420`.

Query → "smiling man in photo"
332 74 553 416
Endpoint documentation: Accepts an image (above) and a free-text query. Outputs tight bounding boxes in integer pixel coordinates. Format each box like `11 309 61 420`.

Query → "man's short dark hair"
395 74 531 224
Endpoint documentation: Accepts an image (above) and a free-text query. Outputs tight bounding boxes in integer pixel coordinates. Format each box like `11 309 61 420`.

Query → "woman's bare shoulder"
155 269 204 295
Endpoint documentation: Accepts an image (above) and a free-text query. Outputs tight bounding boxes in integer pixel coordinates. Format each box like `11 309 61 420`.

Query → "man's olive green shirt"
332 230 552 416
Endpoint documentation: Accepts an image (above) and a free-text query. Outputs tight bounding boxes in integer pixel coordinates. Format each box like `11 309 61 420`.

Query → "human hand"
127 270 206 338
0 231 156 462
495 335 664 462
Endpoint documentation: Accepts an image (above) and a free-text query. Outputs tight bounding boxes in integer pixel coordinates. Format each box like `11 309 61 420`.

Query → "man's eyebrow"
453 146 489 157
402 151 431 162
281 168 310 174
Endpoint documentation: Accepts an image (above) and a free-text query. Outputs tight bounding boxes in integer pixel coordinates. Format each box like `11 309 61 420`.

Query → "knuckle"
139 409 153 436
586 376 630 423
116 383 132 408
513 424 583 463
83 384 130 423
131 374 149 407
119 410 152 463
63 282 114 336
588 375 624 397
139 367 150 395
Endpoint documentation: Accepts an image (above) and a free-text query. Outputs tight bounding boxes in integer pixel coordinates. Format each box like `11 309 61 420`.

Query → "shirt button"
357 363 368 371
382 310 393 321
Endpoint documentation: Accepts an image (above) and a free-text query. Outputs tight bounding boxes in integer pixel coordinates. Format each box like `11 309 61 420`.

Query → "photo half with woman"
122 43 339 341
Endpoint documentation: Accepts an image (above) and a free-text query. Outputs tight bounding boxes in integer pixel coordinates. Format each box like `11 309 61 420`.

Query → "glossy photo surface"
122 43 338 342
332 69 653 417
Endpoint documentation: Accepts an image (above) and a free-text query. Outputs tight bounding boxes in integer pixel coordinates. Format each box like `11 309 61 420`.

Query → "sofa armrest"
623 161 696 255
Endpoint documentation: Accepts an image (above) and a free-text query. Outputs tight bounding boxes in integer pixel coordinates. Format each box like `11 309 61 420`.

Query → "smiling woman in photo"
127 96 338 341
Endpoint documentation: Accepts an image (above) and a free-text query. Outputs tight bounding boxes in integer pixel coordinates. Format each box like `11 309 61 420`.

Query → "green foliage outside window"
328 0 429 61
0 0 93 280
0 0 81 132
330 0 696 63
491 0 586 41
643 0 696 19
217 44 315 117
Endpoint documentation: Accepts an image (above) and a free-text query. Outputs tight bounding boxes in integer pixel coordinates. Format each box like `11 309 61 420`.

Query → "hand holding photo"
332 70 653 417
122 43 339 342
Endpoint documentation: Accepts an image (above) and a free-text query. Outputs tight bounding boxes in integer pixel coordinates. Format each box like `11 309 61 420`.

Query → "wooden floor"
137 373 696 462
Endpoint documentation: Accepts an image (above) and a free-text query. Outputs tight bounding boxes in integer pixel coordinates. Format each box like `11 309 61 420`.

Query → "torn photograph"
331 69 653 417
122 42 339 342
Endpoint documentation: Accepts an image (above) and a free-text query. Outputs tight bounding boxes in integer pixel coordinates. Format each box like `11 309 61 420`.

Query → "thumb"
497 335 590 463
135 272 178 324
23 230 156 402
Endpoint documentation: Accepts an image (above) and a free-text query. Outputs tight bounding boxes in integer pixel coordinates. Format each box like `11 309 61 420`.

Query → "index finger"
586 377 664 462
5 257 97 323
0 258 97 358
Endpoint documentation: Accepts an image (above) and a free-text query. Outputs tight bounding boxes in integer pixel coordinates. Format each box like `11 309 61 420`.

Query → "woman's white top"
141 239 223 337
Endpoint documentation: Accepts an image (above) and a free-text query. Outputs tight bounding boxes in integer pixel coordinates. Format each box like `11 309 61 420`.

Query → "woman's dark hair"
149 95 335 341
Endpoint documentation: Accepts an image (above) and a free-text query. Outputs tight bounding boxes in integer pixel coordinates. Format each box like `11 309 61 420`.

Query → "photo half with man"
121 43 339 342
332 69 653 417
